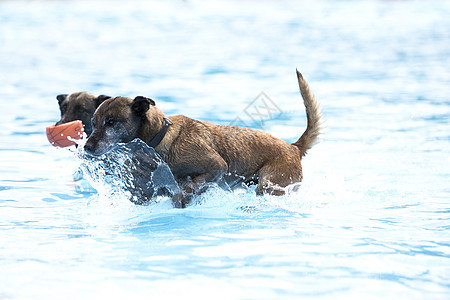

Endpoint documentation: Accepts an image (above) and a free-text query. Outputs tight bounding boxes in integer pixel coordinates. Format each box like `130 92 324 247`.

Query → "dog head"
84 96 160 155
56 92 111 136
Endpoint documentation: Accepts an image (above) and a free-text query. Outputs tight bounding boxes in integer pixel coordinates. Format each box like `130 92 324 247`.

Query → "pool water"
1 0 449 299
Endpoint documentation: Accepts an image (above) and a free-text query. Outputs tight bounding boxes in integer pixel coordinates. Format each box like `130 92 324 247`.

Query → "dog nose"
84 143 93 154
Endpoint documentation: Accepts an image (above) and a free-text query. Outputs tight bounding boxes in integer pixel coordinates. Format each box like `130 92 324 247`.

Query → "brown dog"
84 70 321 206
56 92 111 136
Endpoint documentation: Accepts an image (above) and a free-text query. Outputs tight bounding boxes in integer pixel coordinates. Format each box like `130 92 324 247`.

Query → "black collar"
148 118 173 149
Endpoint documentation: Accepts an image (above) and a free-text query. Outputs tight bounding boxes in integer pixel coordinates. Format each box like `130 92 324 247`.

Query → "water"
78 138 181 205
1 0 449 299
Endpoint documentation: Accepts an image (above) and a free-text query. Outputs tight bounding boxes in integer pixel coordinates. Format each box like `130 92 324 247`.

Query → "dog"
84 70 322 207
56 92 111 136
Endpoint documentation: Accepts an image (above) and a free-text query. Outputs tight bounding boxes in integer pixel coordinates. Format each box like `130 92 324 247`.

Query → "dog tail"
292 69 322 157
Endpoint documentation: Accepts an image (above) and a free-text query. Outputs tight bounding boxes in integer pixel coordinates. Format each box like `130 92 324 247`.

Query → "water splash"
67 129 341 212
72 135 319 211
76 138 180 206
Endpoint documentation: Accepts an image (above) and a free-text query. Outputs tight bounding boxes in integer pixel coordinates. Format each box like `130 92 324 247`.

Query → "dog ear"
56 94 68 105
94 95 111 107
131 96 156 116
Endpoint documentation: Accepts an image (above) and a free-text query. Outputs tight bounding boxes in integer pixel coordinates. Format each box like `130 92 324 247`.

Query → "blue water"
1 0 449 299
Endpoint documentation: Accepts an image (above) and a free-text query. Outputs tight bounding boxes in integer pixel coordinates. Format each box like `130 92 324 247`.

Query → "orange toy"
46 120 84 147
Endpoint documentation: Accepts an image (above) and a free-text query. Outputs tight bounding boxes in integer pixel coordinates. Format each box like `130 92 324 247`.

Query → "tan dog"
56 92 111 136
84 70 321 206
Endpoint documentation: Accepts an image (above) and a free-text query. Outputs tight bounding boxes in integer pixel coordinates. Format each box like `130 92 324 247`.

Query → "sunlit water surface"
0 0 449 299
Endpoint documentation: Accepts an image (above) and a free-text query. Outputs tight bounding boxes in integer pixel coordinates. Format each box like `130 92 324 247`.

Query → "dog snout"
83 143 93 154
84 134 107 156
55 118 67 126
84 140 96 154
56 116 72 126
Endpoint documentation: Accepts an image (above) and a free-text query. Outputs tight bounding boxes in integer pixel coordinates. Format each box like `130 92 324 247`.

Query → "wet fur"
84 70 322 207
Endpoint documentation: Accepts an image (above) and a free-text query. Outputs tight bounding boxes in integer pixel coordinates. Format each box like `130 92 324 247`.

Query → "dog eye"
105 118 115 126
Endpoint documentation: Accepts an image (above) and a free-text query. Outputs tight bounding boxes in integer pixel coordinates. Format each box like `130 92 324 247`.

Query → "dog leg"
255 178 286 196
173 148 228 206
255 161 302 196
172 192 190 208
